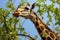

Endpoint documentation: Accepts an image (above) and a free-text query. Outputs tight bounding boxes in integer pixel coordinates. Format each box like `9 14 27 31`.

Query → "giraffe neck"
29 10 60 40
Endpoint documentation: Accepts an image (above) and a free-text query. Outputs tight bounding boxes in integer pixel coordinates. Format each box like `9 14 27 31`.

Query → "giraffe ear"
31 2 36 9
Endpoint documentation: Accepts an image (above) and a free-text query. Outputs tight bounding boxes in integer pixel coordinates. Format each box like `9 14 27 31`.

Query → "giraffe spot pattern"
49 32 55 39
35 22 39 27
45 30 49 34
47 37 52 40
40 26 45 31
37 27 42 33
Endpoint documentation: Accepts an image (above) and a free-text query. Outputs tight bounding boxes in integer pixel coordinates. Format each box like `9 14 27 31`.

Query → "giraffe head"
13 3 35 18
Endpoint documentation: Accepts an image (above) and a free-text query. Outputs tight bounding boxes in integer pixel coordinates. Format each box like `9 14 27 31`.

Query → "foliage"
0 0 60 40
36 0 60 34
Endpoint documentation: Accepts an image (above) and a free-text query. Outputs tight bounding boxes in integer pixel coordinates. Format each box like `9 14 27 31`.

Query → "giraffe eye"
25 7 29 10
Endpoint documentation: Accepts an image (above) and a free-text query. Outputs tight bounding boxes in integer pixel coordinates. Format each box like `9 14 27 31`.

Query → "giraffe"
13 3 60 40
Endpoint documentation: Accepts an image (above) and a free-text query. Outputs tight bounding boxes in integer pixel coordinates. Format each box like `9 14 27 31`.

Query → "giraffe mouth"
13 10 20 17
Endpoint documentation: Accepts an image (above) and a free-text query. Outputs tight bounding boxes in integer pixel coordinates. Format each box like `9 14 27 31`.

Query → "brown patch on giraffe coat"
37 19 46 31
46 36 52 40
42 37 46 40
45 30 49 34
42 36 52 40
34 17 40 27
40 26 45 30
55 38 58 40
49 32 55 39
37 27 42 34
35 21 39 27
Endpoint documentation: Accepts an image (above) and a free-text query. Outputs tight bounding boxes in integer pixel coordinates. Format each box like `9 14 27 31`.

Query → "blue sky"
0 0 41 40
0 0 59 40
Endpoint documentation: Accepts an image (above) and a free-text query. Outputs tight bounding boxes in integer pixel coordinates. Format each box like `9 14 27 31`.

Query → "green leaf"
46 21 50 25
6 2 15 11
47 13 52 22
23 32 27 35
55 27 60 31
37 0 44 2
42 32 48 37
34 35 38 40
54 8 58 14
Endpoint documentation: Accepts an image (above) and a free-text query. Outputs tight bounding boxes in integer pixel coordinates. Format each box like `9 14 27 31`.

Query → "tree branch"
17 34 35 40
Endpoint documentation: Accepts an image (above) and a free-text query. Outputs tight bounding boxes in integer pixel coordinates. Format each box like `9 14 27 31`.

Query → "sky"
0 0 41 40
0 0 59 40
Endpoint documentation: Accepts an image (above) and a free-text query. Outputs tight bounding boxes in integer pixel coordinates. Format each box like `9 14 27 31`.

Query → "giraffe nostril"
13 11 20 17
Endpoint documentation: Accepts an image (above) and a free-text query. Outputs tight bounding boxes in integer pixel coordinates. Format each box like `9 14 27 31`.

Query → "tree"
0 0 60 40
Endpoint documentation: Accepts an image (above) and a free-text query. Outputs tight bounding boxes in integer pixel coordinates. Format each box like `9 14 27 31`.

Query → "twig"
17 34 35 40
14 17 17 30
